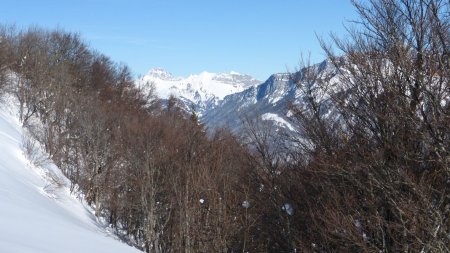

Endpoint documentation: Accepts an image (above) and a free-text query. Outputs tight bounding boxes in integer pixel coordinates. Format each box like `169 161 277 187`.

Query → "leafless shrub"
21 130 50 168
41 171 65 200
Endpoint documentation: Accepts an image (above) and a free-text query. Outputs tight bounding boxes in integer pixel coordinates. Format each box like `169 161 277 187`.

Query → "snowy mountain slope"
137 68 261 114
202 60 339 133
136 60 338 135
0 97 141 253
202 72 297 131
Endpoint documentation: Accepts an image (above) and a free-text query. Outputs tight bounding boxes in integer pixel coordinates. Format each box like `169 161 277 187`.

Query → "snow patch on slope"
261 113 295 131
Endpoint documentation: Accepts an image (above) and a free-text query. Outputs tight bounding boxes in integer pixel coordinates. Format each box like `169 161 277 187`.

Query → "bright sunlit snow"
261 113 295 131
139 68 260 101
0 97 141 253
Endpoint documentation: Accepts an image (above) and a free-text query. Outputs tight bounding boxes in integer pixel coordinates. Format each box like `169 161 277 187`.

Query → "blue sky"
1 1 358 80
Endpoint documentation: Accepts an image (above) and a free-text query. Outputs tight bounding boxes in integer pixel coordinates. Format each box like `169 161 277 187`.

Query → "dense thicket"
270 0 449 251
0 0 448 252
228 0 448 252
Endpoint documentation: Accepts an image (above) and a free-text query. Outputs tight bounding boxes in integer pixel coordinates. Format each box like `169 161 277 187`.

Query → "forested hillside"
0 25 257 252
0 0 448 252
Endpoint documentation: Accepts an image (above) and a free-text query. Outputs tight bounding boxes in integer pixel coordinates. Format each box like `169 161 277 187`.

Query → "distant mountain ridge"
137 60 339 134
203 59 339 133
137 68 261 115
202 72 297 132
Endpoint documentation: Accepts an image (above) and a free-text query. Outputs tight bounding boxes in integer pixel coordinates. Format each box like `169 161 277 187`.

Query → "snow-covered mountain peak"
140 69 260 98
212 72 261 88
137 69 261 114
146 67 176 80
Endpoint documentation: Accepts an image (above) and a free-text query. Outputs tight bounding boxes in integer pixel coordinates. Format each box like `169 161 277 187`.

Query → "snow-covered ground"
0 97 141 253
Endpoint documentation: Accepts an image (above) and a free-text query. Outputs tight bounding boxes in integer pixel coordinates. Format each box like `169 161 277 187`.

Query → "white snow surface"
138 68 260 101
261 113 295 131
0 97 141 253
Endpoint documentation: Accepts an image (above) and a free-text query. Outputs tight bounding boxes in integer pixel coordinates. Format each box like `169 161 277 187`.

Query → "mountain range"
137 68 260 116
138 60 338 134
